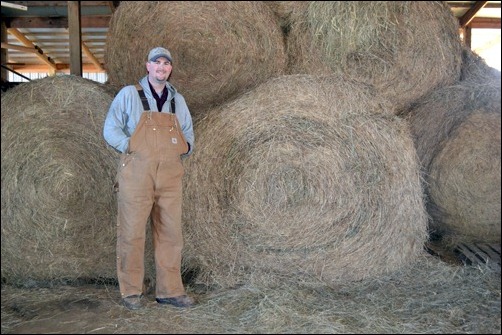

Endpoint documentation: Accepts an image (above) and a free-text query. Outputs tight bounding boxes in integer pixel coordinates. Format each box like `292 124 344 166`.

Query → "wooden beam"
1 42 36 53
109 1 120 13
463 26 472 48
9 63 105 73
7 28 57 74
9 1 112 6
1 21 7 81
470 17 501 29
448 1 500 9
6 15 110 28
82 42 103 71
459 1 488 28
1 1 28 10
68 1 82 76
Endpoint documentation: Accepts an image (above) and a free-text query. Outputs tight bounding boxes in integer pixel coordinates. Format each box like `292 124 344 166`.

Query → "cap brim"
150 54 172 62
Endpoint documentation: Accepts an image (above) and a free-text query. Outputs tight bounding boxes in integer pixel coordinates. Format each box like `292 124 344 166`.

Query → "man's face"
146 57 172 83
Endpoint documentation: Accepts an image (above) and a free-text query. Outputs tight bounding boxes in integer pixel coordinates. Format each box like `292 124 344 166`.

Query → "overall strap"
135 84 176 113
170 97 176 114
135 84 150 111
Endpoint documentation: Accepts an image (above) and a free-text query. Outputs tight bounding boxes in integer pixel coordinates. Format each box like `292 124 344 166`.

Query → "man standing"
103 47 195 310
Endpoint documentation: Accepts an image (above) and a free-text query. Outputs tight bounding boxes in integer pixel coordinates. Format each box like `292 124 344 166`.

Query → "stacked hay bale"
406 52 501 245
182 75 428 288
1 76 119 285
285 1 463 113
105 1 286 118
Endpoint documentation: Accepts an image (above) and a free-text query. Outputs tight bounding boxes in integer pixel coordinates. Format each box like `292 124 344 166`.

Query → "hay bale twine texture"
286 1 463 113
182 74 428 288
105 1 286 118
407 78 501 245
1 75 118 285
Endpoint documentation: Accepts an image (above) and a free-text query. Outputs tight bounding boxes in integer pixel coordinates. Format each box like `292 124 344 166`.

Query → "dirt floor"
1 252 501 334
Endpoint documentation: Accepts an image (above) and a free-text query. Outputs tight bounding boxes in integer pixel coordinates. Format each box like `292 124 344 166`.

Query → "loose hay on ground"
182 74 428 289
1 75 119 285
1 254 500 334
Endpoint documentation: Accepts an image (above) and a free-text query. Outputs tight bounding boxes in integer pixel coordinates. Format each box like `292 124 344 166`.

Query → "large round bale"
182 74 428 288
429 111 501 245
286 1 463 113
105 1 287 117
407 81 501 245
1 75 118 285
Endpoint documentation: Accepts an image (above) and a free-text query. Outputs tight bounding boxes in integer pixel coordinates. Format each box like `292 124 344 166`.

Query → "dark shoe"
122 294 144 310
156 295 195 308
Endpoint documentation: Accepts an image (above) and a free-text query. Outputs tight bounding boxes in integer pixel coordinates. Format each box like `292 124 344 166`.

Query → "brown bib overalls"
116 110 188 299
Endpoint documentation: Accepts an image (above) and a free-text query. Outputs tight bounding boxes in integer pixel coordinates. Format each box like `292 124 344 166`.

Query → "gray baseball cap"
148 47 172 63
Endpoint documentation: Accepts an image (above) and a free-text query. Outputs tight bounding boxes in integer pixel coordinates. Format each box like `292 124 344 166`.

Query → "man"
103 46 195 310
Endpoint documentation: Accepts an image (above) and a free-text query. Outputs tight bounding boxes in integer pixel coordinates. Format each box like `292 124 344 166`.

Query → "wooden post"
68 1 82 76
1 21 7 82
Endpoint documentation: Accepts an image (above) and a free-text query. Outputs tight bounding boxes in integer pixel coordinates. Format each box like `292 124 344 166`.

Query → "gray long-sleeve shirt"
103 76 194 156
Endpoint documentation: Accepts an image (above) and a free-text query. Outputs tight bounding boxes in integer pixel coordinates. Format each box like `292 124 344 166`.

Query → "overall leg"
116 157 155 298
151 159 186 298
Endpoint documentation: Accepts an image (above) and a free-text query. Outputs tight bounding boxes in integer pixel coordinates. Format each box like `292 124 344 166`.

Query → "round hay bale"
1 75 118 285
407 80 501 245
286 1 463 113
428 110 501 245
105 1 287 117
182 74 428 288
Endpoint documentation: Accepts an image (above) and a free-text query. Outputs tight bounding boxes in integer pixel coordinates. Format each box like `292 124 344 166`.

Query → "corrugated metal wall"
8 72 108 84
